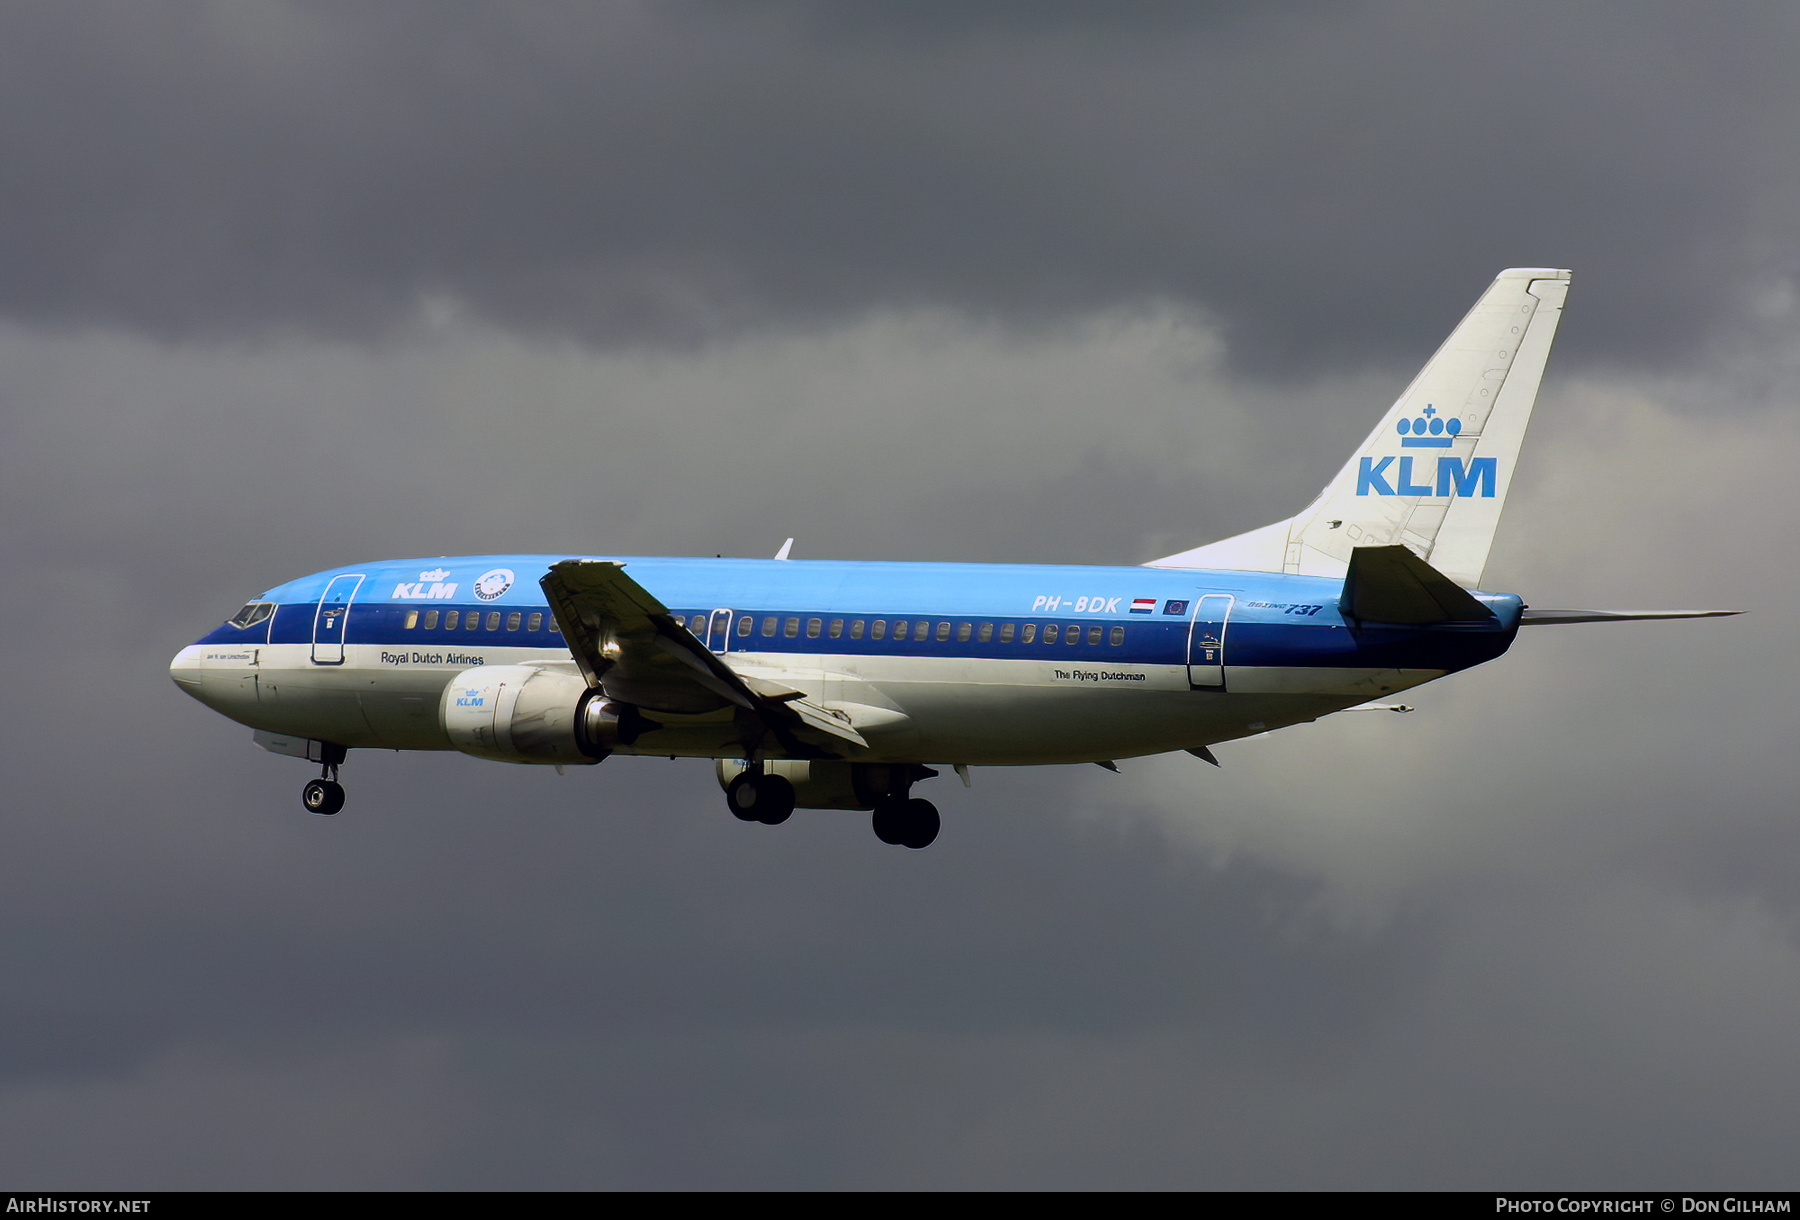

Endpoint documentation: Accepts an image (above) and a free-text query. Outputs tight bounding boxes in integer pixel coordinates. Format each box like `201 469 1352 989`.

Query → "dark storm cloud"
1 2 1798 371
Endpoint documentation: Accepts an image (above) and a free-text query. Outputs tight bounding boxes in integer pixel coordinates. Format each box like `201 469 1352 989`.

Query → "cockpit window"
228 602 274 629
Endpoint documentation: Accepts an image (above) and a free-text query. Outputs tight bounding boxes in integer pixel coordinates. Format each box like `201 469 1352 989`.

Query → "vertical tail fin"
1149 267 1571 588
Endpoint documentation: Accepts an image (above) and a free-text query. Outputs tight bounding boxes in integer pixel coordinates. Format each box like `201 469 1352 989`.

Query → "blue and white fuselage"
171 554 1524 765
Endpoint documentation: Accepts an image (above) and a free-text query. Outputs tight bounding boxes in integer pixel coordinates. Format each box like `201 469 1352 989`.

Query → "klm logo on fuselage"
392 568 458 600
1357 407 1496 498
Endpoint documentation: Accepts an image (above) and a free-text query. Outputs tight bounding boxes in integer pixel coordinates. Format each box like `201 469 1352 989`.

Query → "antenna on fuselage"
773 538 794 560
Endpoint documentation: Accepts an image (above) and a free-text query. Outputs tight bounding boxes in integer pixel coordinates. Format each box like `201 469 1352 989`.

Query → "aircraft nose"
169 644 205 696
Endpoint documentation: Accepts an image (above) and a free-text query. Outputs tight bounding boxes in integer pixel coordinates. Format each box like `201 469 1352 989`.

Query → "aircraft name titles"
379 651 486 667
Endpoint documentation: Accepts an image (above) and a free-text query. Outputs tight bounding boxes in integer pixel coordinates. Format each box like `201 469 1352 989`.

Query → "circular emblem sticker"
473 568 515 601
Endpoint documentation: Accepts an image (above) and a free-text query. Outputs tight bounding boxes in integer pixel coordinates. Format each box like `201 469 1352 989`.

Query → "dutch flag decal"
1130 598 1157 614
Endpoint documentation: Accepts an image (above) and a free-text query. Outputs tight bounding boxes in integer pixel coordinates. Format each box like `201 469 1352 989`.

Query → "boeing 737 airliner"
171 269 1734 847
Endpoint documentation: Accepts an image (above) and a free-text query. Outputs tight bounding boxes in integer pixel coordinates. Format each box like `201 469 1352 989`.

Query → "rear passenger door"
1186 594 1233 690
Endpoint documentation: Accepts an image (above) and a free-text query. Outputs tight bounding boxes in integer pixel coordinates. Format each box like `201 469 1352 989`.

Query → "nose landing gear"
300 743 348 815
302 776 344 815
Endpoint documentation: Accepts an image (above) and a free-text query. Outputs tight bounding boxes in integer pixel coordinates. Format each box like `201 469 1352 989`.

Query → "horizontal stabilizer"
1519 608 1743 626
1339 545 1496 625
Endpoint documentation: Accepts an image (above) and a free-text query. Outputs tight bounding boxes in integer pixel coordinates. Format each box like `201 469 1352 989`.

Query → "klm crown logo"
1358 405 1495 499
1397 404 1460 448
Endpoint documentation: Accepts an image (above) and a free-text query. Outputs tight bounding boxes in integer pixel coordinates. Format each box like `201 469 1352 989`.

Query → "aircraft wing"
539 560 865 757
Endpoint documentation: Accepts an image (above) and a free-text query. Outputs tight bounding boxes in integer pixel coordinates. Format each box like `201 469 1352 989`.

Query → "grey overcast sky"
1 1 1794 1188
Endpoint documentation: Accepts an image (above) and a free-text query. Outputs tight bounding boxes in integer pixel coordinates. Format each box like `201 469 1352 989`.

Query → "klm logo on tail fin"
1357 455 1496 498
1356 406 1495 498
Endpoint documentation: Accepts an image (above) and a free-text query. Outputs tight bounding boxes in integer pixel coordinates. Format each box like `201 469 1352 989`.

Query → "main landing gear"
719 761 941 848
725 769 795 825
871 796 939 850
300 743 348 815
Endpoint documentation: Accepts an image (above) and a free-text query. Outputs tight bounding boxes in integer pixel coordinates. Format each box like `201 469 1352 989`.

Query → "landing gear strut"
300 743 348 815
725 767 795 825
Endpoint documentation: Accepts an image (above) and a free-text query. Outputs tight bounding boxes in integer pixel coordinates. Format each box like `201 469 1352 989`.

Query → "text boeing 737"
171 268 1735 848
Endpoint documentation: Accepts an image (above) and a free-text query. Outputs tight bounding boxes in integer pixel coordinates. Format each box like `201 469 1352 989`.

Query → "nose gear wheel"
299 743 348 815
302 777 344 815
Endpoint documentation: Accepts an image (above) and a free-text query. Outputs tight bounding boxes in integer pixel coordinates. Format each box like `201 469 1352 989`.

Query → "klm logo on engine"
1357 406 1496 498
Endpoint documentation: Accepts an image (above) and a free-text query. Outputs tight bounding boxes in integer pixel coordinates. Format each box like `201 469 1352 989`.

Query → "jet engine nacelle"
440 664 607 765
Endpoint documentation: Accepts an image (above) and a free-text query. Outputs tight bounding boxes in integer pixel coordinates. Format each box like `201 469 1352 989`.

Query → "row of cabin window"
401 609 560 634
685 614 1127 648
398 606 1126 647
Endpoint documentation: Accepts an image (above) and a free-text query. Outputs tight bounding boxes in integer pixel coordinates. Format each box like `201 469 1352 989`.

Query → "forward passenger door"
311 574 365 664
705 608 735 653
